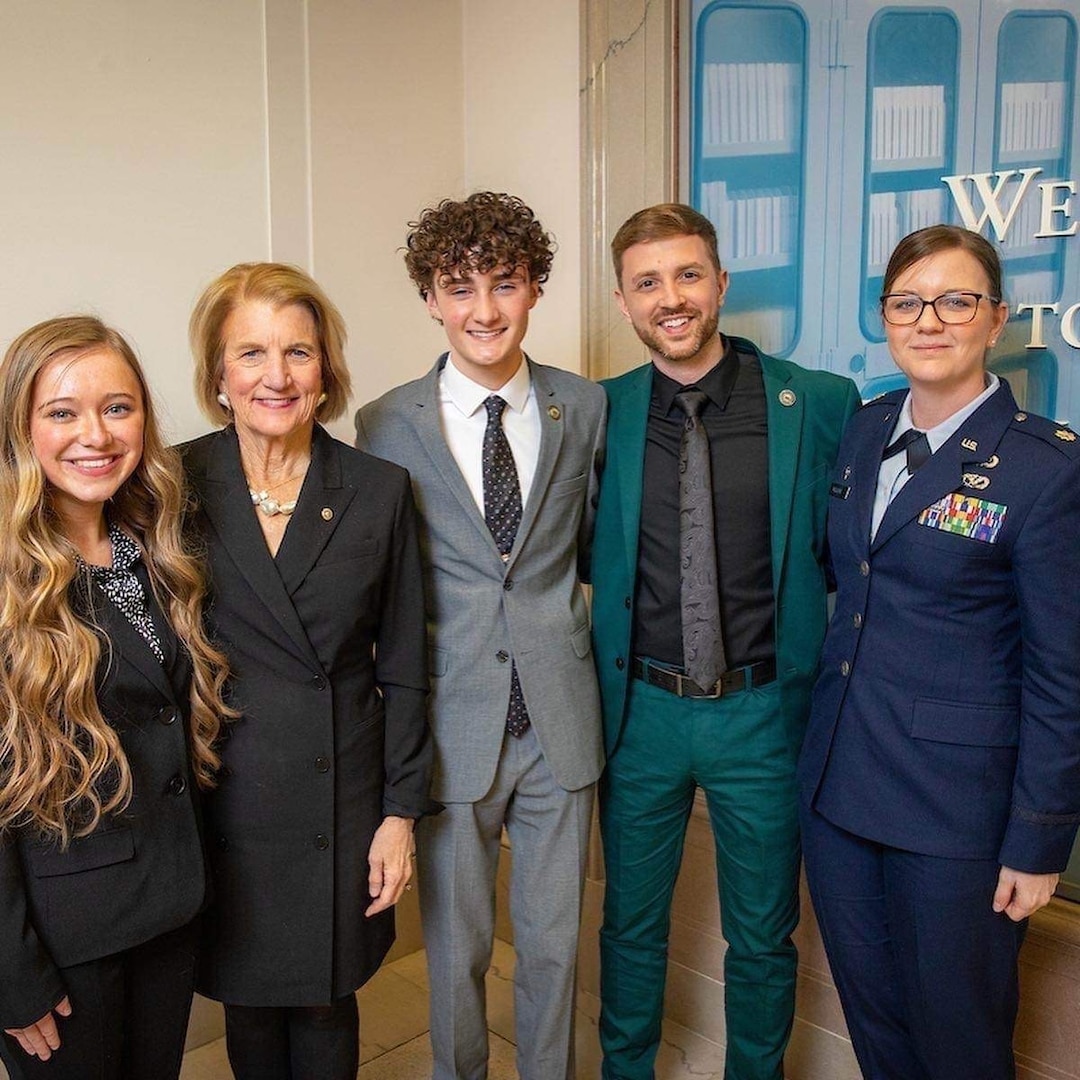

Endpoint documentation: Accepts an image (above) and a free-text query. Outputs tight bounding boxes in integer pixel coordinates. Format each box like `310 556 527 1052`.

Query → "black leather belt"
631 656 777 699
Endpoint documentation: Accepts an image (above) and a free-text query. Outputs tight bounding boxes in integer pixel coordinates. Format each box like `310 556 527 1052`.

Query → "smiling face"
218 300 323 448
425 264 539 390
30 348 145 530
614 233 729 384
884 247 1009 412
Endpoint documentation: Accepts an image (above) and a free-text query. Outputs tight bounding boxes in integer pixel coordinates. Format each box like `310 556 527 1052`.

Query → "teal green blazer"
590 338 861 754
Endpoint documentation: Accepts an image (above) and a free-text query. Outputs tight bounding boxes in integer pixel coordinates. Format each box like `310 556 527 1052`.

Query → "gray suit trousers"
418 725 594 1080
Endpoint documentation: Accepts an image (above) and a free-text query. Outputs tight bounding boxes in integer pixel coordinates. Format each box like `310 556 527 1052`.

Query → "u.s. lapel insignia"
979 454 1000 469
548 405 561 421
778 388 797 407
1055 428 1077 441
960 437 978 452
962 472 991 491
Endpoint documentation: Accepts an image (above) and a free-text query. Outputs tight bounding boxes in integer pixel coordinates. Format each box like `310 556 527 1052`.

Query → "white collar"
441 354 532 418
895 372 1000 452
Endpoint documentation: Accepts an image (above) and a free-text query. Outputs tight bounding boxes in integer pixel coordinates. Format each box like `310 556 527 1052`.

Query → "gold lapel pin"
548 405 561 421
778 389 797 407
321 507 334 521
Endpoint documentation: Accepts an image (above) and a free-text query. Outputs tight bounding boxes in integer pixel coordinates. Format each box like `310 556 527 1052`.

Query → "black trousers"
0 920 198 1080
223 995 360 1080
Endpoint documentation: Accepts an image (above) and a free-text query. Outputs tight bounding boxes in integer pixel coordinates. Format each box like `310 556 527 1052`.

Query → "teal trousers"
598 677 800 1080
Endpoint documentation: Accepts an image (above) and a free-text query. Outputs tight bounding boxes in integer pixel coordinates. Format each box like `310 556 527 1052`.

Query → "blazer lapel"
760 351 805 592
609 364 652 576
275 426 357 594
409 358 502 559
85 581 178 704
197 429 320 668
872 381 1018 552
508 359 563 570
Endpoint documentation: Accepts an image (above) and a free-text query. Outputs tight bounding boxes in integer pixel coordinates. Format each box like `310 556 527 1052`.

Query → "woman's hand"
365 815 416 917
993 866 1060 922
5 997 72 1059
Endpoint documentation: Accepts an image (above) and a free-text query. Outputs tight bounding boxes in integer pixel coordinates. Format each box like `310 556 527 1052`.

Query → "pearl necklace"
245 466 307 518
250 488 298 517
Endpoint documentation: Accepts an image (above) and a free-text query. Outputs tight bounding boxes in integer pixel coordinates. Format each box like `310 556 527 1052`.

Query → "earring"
217 392 231 410
317 392 328 406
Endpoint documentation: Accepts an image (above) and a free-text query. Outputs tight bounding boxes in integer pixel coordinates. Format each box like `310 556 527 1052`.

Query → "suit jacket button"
315 756 331 773
167 774 187 796
314 834 330 850
157 707 177 725
496 650 509 663
503 579 514 591
853 613 863 628
311 674 327 690
217 835 229 851
624 596 632 609
840 660 851 676
859 560 870 577
615 657 625 670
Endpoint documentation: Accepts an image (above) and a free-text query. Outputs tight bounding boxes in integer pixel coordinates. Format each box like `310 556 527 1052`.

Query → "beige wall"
0 0 583 448
0 2 580 1072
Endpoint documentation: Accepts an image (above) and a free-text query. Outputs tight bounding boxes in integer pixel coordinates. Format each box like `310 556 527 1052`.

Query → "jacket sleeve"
375 474 442 819
998 450 1080 872
0 833 68 1030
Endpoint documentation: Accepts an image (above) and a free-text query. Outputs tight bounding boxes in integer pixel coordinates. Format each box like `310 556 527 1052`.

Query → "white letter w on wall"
942 168 1043 240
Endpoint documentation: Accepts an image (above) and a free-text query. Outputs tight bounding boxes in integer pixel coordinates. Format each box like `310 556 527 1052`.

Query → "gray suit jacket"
356 355 606 802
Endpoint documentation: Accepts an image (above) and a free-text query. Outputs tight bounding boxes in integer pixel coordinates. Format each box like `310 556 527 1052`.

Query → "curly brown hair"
404 192 556 297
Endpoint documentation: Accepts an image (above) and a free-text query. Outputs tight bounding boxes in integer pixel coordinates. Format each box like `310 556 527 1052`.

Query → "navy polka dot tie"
482 395 530 737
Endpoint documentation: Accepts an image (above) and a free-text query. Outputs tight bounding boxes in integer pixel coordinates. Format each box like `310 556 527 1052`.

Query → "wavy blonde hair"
0 316 233 845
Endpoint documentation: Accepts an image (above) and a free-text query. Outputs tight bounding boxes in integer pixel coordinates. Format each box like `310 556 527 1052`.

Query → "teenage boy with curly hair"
356 192 606 1080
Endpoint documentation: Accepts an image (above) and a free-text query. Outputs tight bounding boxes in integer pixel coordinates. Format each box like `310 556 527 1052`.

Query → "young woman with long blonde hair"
0 316 232 1080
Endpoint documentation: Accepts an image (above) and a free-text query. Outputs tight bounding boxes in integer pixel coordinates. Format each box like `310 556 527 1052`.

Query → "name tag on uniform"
829 483 851 499
918 492 1008 544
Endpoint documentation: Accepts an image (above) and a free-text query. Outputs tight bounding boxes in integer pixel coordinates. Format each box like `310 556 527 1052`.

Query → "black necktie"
882 428 932 474
481 396 529 737
675 390 726 691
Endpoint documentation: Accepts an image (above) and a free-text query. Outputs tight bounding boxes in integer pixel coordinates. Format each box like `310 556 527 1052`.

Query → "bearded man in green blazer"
591 204 860 1080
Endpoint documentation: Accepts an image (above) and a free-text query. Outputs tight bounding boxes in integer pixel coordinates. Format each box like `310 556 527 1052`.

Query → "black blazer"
0 570 203 1030
182 425 435 1006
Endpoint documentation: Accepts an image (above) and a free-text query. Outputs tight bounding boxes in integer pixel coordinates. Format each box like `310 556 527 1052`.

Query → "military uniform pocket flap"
911 699 1018 747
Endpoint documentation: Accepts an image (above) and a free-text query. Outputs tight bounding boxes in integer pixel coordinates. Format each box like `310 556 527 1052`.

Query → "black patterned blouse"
80 523 165 664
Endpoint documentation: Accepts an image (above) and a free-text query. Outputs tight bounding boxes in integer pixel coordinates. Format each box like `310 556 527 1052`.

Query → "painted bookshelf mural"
689 0 1080 897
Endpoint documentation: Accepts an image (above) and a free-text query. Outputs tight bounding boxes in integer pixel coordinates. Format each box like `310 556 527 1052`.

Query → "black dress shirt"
632 337 775 670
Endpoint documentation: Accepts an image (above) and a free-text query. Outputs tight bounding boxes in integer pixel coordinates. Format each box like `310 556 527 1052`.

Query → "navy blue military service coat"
799 380 1080 874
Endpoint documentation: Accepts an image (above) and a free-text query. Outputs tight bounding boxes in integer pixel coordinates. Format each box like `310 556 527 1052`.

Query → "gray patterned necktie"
482 395 529 737
675 390 726 690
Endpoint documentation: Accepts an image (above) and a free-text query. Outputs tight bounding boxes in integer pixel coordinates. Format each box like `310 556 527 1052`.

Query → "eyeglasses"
880 292 1000 326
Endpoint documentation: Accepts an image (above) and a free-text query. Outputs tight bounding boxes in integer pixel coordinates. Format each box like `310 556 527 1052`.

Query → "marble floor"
180 939 728 1079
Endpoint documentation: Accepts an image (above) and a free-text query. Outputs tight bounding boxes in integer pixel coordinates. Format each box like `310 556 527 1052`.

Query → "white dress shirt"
438 355 540 512
871 373 1000 539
